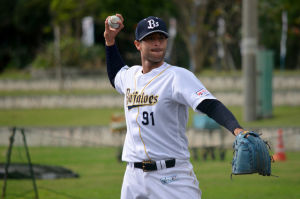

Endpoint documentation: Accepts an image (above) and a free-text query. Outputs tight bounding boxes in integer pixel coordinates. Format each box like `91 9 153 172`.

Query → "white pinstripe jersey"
114 62 216 162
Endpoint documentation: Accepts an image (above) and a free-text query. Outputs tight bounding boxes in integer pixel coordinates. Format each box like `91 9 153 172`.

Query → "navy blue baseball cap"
135 16 169 41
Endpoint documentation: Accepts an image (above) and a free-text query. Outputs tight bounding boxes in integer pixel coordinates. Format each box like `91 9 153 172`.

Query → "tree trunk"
54 24 63 90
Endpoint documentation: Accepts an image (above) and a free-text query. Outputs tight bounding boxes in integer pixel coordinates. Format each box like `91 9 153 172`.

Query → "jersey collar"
139 62 169 76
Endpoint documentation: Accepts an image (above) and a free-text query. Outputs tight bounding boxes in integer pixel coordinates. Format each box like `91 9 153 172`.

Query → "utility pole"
242 0 258 121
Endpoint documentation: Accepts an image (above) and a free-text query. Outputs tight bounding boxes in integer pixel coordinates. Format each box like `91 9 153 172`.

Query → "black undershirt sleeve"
105 44 126 88
196 99 242 134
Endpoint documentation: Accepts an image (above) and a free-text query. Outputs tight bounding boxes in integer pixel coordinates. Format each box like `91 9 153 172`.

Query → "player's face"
135 33 168 64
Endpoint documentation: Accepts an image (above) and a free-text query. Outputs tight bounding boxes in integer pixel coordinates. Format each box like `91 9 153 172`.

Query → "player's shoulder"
129 65 142 70
127 65 142 72
169 65 191 72
119 65 141 74
168 65 195 78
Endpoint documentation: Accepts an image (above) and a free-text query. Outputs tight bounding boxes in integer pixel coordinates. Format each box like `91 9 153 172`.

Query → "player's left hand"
234 128 244 136
232 131 272 176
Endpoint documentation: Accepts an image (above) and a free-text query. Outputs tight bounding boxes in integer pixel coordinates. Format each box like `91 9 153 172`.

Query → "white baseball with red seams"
114 62 216 199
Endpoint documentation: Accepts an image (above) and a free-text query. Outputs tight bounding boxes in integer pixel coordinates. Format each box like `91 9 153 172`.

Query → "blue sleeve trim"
105 44 125 88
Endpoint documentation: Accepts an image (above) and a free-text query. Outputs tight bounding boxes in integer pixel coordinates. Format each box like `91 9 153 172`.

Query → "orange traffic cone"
273 129 286 161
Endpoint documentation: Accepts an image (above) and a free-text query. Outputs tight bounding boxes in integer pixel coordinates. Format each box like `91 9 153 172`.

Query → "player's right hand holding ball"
104 14 124 46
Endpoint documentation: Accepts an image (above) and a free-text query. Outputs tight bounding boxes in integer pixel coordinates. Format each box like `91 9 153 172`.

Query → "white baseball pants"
121 159 201 199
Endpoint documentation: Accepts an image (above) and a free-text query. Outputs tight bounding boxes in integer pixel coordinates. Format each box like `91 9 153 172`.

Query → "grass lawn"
0 147 299 199
0 108 123 127
2 69 300 79
0 89 118 97
0 106 300 128
226 106 300 128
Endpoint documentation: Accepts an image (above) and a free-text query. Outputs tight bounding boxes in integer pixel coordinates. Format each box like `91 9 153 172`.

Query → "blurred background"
0 0 300 199
0 0 299 73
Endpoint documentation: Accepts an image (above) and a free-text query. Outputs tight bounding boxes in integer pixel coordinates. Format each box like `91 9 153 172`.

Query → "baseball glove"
232 131 272 176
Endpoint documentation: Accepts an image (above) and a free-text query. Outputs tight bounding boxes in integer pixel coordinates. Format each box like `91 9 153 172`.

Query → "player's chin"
150 52 165 61
148 56 164 63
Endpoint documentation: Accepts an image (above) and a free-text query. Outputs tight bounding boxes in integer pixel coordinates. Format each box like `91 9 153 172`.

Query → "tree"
172 0 242 72
0 0 52 71
259 0 300 69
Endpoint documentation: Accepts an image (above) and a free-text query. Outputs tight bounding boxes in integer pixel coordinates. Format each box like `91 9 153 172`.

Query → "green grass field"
0 89 118 97
0 108 123 127
0 89 299 198
0 147 299 199
1 106 300 128
1 69 300 79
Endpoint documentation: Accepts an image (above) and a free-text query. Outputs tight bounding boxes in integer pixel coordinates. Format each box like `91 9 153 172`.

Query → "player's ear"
134 40 141 51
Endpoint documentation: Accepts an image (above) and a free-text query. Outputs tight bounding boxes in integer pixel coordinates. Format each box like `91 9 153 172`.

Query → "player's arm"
104 14 125 88
105 44 125 88
196 99 244 136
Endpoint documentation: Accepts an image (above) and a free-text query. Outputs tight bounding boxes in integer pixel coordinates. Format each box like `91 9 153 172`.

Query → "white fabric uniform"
114 62 216 199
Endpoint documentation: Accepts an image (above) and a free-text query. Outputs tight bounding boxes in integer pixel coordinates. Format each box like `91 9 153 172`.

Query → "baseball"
108 15 121 29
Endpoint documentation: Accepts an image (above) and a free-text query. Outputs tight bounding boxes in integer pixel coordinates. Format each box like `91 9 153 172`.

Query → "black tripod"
1 127 39 199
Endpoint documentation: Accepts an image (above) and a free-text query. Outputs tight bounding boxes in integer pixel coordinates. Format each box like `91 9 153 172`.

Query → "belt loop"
128 162 134 169
155 161 161 170
160 160 166 170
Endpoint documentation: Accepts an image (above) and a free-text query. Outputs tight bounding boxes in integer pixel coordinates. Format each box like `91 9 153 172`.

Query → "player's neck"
142 61 164 74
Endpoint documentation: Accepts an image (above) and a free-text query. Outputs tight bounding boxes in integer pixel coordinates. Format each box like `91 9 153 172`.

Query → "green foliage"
50 0 78 24
31 37 105 69
14 0 51 33
0 0 52 71
259 0 300 69
1 0 300 72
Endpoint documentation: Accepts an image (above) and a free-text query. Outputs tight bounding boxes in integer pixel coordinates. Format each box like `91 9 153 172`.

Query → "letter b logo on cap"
147 19 159 29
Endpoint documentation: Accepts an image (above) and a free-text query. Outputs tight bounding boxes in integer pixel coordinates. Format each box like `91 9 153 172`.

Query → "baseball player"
104 14 244 199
